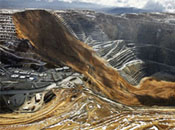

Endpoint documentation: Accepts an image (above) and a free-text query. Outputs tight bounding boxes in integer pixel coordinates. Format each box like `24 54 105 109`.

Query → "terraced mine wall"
0 12 17 42
1 10 175 86
12 10 175 106
58 10 175 85
1 9 175 130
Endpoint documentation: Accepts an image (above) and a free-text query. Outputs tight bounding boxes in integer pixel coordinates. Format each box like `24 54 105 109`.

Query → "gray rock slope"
0 9 175 112
56 10 175 85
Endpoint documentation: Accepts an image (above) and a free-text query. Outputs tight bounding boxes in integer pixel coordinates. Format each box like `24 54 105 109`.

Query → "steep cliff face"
1 9 175 130
59 10 175 46
12 10 134 105
12 10 175 107
57 10 175 85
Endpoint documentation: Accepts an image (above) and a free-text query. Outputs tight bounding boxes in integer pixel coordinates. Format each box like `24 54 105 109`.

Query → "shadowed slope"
12 10 175 106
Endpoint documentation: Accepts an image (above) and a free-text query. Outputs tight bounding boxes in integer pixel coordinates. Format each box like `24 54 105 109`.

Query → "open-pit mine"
0 9 175 130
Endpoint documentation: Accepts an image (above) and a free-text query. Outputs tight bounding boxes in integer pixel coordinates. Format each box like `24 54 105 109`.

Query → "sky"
54 0 175 12
1 0 175 12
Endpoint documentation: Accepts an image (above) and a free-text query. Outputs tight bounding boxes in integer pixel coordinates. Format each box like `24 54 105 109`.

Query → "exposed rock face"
56 10 175 85
1 9 175 86
11 10 175 106
1 9 175 130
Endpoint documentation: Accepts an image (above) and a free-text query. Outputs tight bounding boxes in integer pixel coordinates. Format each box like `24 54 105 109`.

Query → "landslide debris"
12 10 175 106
